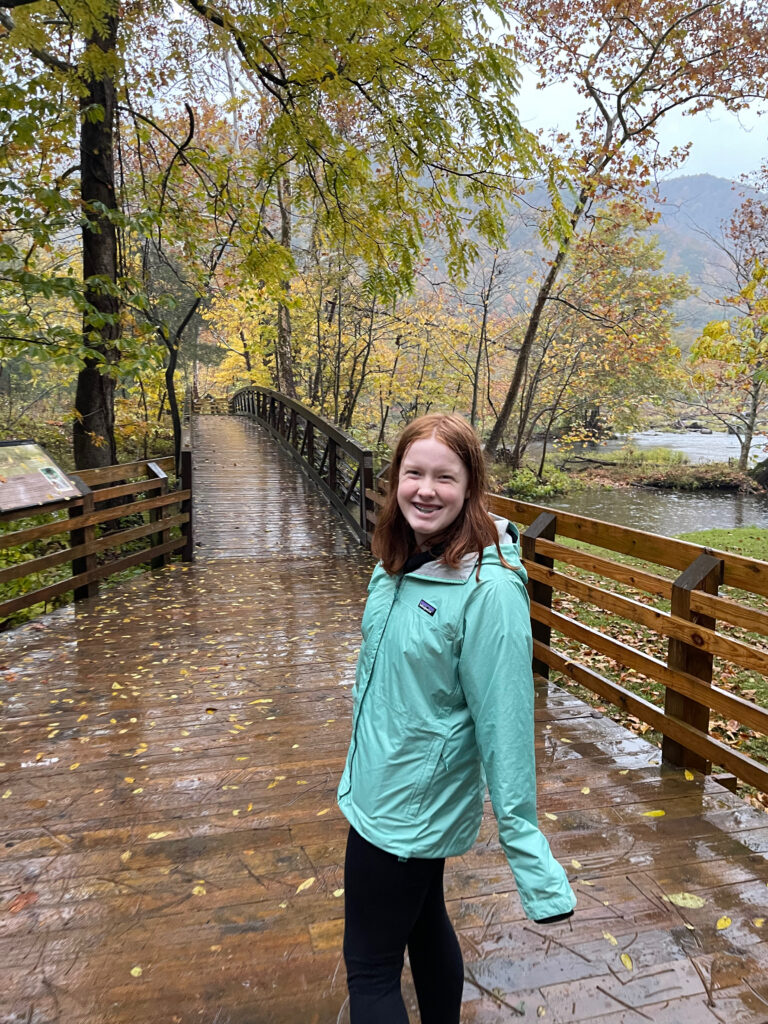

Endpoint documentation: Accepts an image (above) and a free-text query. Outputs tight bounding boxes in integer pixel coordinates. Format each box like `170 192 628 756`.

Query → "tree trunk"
73 13 120 469
275 173 297 397
485 188 589 456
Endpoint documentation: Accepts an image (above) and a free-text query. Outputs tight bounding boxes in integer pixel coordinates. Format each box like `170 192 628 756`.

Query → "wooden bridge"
2 404 768 1024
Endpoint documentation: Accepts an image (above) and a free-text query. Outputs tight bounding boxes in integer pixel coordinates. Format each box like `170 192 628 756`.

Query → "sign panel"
0 441 80 513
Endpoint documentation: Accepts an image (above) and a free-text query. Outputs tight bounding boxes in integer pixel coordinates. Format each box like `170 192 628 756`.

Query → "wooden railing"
367 482 768 792
0 455 192 627
230 386 374 546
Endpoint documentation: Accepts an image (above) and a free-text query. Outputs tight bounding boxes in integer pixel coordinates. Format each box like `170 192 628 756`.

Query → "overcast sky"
515 75 767 182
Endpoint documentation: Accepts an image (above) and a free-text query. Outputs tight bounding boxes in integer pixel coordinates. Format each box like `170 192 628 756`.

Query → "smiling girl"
337 413 575 1023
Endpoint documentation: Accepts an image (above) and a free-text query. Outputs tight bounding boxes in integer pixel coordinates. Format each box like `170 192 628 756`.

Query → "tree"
485 0 768 456
2 0 538 466
691 258 768 471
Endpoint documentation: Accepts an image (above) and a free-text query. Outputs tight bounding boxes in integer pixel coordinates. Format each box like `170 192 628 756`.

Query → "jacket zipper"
340 573 403 797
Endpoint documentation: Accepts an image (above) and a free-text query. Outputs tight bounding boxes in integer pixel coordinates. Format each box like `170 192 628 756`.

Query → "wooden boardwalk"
1 415 768 1024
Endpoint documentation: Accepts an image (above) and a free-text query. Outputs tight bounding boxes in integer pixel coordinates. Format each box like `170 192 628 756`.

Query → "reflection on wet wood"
1 416 767 1023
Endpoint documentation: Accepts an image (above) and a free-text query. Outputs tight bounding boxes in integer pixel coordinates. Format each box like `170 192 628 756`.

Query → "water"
542 431 768 534
546 486 768 534
627 430 768 466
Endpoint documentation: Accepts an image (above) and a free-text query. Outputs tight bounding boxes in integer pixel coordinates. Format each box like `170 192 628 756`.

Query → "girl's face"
397 436 469 548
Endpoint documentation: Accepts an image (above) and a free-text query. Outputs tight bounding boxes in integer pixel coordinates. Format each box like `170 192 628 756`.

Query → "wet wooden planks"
1 414 767 1023
191 415 360 559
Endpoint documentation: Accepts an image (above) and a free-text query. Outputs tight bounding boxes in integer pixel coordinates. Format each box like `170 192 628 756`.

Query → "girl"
337 414 575 1024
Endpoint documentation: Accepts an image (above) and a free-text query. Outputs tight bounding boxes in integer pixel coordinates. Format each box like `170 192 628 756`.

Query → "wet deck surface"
1 415 768 1024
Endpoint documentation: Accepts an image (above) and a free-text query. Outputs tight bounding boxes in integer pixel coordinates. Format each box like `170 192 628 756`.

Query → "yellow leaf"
664 892 706 909
148 831 172 840
581 787 590 795
684 770 694 781
132 787 143 794
618 769 629 775
537 1007 547 1018
571 859 582 870
232 809 240 816
642 809 666 817
130 966 143 978
296 876 316 894
192 885 206 896
77 714 88 722
333 888 344 897
716 916 732 930
752 918 764 928
620 953 633 971
317 808 330 816
603 931 618 946
544 812 558 820
120 851 132 863
112 682 123 690
560 737 572 743
1 789 11 799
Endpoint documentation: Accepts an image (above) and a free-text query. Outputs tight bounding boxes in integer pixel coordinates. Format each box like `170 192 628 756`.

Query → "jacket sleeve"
457 574 576 922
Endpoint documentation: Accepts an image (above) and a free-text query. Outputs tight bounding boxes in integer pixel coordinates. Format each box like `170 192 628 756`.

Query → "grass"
525 525 768 812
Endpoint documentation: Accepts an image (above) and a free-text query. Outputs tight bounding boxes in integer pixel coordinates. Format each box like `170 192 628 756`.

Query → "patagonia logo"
418 599 436 616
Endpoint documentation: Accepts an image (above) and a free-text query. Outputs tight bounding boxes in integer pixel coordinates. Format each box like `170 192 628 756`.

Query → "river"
543 431 768 534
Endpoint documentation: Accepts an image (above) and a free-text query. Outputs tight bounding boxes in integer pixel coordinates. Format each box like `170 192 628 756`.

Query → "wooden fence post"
328 439 338 494
522 512 557 680
359 450 374 547
69 476 99 601
180 445 194 562
662 552 723 774
147 462 170 568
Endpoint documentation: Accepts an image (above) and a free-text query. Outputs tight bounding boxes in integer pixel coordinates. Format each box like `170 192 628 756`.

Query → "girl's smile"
397 436 469 548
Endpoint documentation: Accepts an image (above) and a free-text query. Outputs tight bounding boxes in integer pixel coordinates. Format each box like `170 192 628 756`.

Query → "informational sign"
0 440 80 513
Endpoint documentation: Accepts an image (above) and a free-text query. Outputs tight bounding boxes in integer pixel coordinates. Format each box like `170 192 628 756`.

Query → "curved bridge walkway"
1 415 767 1024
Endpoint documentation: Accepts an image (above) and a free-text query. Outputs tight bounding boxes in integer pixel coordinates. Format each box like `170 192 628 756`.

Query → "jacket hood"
407 513 522 584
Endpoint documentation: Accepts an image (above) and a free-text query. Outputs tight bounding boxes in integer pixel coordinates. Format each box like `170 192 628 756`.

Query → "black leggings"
343 826 464 1023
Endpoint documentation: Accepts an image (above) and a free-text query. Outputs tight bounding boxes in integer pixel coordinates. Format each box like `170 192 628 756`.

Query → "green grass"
676 527 768 562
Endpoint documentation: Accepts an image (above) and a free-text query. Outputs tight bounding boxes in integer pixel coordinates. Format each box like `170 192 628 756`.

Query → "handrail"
366 480 768 793
230 386 374 547
0 455 193 627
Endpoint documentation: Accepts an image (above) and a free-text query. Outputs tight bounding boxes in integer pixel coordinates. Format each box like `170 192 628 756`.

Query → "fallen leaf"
620 953 633 971
9 892 38 914
571 859 582 870
192 885 206 896
147 831 172 840
581 787 590 795
333 888 344 898
317 808 330 816
296 877 316 894
642 809 666 817
602 931 618 946
120 851 132 863
752 918 764 928
130 966 143 978
664 892 706 909
684 770 695 781
544 812 558 820
716 916 732 930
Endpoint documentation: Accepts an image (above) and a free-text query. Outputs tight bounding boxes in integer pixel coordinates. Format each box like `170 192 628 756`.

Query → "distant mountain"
421 173 761 339
649 174 760 335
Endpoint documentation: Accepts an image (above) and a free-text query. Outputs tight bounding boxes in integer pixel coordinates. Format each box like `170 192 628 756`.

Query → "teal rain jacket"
337 516 576 922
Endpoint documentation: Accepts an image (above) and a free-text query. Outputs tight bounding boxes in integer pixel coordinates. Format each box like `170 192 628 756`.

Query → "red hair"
372 414 514 576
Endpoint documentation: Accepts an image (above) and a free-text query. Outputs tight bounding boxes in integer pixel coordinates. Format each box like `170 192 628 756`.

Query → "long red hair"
372 414 513 576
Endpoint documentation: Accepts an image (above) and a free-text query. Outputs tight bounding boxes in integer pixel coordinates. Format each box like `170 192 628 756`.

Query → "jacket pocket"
404 733 446 819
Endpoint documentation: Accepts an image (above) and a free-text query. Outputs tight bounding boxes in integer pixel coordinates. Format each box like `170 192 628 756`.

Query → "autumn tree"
2 0 538 466
485 0 768 457
492 208 690 467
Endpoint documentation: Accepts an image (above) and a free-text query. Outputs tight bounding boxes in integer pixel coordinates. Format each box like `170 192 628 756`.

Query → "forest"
1 0 767 482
